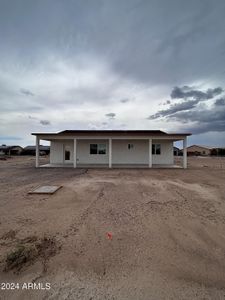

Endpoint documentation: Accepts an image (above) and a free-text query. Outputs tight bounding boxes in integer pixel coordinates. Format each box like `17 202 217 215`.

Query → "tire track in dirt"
65 186 106 237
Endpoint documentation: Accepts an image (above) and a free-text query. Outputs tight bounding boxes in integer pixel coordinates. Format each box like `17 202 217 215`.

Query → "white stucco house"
32 130 191 169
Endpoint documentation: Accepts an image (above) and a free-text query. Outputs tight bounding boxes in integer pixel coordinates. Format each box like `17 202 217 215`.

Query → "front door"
64 145 73 164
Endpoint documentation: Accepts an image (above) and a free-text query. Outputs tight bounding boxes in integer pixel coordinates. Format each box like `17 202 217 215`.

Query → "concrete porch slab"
40 164 73 168
28 185 62 194
152 164 182 169
39 163 182 169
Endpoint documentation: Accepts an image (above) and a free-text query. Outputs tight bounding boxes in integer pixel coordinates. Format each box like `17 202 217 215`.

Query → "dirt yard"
0 156 225 300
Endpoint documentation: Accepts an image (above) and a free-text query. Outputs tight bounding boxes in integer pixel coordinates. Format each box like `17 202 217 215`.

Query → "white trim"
35 136 39 168
183 137 187 169
74 139 77 168
149 139 152 168
109 138 112 168
35 135 188 141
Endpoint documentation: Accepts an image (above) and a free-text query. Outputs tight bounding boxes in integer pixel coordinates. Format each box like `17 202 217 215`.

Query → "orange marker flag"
106 232 112 240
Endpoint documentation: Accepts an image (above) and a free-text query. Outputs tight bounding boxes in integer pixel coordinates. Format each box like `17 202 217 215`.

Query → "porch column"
35 136 40 168
149 138 152 168
109 138 112 168
74 139 77 168
183 137 187 169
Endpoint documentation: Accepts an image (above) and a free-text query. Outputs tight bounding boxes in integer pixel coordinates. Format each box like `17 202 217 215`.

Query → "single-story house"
0 145 23 156
186 145 212 156
32 130 191 168
22 145 50 155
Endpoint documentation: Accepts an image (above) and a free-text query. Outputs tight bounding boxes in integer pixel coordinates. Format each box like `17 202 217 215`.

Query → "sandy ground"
0 156 225 300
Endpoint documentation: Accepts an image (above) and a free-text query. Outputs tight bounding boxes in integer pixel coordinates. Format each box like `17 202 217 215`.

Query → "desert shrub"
5 244 38 271
3 236 60 273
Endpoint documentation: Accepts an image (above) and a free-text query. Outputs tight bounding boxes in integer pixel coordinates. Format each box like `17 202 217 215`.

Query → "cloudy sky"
0 0 225 147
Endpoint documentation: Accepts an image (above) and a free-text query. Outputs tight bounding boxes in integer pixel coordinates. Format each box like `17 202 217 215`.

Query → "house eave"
31 130 191 140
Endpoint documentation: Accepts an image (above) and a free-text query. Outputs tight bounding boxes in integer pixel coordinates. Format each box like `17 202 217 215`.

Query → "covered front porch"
35 136 188 169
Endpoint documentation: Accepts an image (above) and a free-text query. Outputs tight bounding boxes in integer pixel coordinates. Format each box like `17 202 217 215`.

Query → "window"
128 143 134 150
98 144 106 154
90 144 98 154
152 144 161 155
90 144 106 155
156 144 161 155
152 144 155 155
65 150 70 160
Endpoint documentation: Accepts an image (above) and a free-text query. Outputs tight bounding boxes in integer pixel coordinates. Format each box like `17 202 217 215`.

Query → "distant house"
186 145 212 156
0 145 23 156
23 145 50 155
182 145 225 156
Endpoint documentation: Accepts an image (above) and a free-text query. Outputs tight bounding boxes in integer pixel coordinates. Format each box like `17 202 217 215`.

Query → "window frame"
152 143 161 155
98 143 107 154
90 143 107 155
90 144 98 154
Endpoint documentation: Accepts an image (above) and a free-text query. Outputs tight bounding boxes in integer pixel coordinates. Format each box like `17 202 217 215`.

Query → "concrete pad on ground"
28 185 62 194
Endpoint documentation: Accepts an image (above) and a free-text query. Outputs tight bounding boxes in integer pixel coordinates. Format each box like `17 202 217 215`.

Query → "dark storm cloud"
215 97 225 106
170 105 225 124
147 99 199 119
147 85 225 134
170 105 225 134
20 88 35 96
170 86 223 100
185 121 225 135
40 120 51 125
206 87 224 99
105 113 116 119
148 86 224 119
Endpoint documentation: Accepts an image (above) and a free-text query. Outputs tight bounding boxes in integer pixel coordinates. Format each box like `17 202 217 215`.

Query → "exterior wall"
152 140 174 165
112 139 149 164
50 140 74 164
50 139 174 166
77 139 109 164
